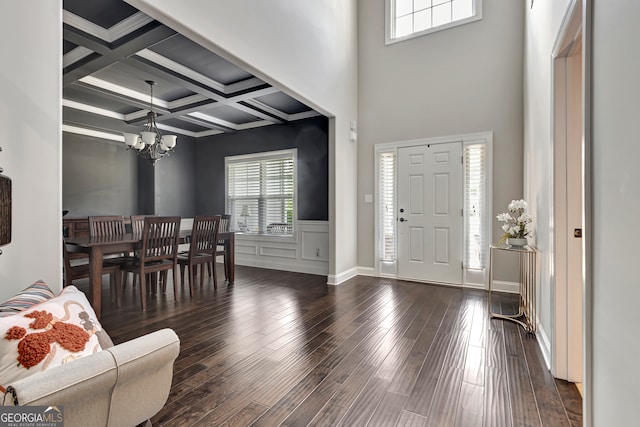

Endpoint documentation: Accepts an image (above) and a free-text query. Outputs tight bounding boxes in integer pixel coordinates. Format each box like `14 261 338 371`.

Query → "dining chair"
125 215 157 290
88 215 126 237
177 215 221 295
216 214 231 280
123 216 181 311
63 239 122 308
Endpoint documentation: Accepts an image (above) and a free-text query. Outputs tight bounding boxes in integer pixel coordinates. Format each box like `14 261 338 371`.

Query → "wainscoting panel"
235 220 329 276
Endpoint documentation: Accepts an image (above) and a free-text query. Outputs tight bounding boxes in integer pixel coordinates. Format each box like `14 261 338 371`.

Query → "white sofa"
2 328 180 427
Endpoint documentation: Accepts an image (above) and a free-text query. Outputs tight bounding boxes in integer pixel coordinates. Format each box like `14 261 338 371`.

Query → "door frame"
550 0 593 423
374 131 493 288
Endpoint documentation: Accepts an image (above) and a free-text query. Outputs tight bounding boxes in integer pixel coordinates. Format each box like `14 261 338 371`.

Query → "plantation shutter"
464 144 486 269
227 151 295 235
378 152 396 261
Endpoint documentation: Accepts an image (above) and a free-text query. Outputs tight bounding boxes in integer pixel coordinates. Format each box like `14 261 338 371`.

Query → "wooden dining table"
65 231 235 318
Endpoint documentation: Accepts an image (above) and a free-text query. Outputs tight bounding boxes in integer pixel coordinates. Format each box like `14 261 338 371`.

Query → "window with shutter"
226 149 296 235
378 152 397 262
464 143 486 269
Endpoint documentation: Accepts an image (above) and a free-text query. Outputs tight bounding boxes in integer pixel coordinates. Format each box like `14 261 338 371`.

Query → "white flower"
518 213 532 223
497 199 534 240
508 199 527 212
496 213 511 222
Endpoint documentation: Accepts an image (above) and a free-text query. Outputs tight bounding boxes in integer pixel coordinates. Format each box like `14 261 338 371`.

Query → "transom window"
225 149 296 236
386 0 482 44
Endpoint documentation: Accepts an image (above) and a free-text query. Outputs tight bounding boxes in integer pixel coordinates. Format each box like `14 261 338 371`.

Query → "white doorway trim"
550 0 593 424
374 131 493 288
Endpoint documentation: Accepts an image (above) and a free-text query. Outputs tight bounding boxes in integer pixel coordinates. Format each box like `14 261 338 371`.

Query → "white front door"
397 142 463 284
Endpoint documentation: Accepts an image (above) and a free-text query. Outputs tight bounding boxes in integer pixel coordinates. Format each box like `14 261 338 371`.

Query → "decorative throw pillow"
0 286 109 392
0 281 55 317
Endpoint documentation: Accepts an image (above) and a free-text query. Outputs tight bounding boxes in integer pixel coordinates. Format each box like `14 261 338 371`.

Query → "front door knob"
399 217 407 222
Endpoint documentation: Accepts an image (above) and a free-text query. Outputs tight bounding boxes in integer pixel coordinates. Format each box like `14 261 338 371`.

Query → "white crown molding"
155 123 197 138
79 76 170 108
62 125 124 142
236 120 274 131
62 99 125 120
243 99 289 120
108 12 154 42
63 11 110 41
194 129 225 138
64 11 153 43
168 94 209 110
63 46 94 69
289 110 321 121
187 112 238 130
226 77 267 94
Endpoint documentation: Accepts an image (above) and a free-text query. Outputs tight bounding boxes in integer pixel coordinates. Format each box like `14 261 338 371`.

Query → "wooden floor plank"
83 266 582 427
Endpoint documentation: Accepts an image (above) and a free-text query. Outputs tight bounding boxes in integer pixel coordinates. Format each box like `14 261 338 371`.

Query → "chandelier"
122 80 177 164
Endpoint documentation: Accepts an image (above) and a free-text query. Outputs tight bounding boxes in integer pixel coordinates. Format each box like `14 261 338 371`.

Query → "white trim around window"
385 0 483 45
225 149 297 239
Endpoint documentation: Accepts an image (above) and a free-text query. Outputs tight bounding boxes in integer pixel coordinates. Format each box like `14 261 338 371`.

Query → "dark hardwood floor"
84 265 582 426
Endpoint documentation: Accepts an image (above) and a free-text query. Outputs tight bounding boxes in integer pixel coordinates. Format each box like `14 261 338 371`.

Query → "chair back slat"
140 216 181 263
218 214 231 245
189 215 220 258
89 215 125 237
130 215 146 235
219 214 231 233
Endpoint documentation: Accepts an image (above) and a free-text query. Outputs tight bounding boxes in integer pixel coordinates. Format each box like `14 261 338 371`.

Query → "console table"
488 244 537 333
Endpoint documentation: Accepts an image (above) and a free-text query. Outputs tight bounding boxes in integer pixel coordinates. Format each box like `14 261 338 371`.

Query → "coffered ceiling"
62 0 320 142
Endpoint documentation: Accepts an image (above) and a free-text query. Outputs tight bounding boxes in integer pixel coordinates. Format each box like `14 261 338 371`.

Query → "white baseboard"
491 280 519 294
235 257 328 276
327 266 360 285
357 267 376 277
536 322 552 371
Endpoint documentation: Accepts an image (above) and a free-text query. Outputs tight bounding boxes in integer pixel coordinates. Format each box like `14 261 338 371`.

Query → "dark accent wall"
194 116 329 220
63 132 197 218
62 117 327 220
154 140 196 216
63 133 137 217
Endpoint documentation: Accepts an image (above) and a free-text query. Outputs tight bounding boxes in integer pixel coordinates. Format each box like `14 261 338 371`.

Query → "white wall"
0 1 62 299
357 0 524 282
523 0 572 365
591 0 640 423
125 0 359 282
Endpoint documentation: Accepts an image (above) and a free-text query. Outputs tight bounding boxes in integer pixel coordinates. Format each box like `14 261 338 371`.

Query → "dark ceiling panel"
199 105 261 124
149 34 253 85
63 40 78 55
64 0 139 29
255 92 311 115
160 118 211 133
92 62 194 101
64 86 140 115
61 1 322 139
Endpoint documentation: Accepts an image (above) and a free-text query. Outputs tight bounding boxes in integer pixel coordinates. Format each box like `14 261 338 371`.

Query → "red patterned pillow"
0 286 110 391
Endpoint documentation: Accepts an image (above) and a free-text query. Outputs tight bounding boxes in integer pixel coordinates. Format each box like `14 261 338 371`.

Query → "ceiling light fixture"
122 80 176 164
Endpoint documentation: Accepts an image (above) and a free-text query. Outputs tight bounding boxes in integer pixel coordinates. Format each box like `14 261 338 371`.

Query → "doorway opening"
551 0 586 397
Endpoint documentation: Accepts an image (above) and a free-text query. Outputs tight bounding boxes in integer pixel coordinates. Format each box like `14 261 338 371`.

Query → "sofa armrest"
3 328 180 427
106 328 180 427
2 346 118 423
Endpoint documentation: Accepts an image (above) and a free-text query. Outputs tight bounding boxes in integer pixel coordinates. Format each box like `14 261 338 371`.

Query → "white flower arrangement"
496 199 534 243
